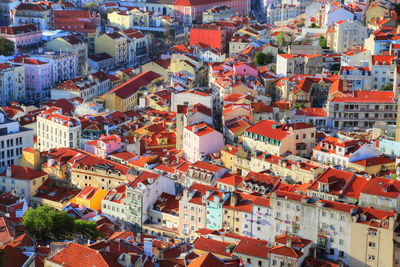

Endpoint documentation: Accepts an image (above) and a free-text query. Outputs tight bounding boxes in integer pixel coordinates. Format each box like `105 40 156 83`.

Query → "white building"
36 107 81 152
171 88 216 112
0 62 25 106
332 20 367 53
313 136 382 168
327 91 396 129
370 55 397 90
183 122 224 163
0 112 33 167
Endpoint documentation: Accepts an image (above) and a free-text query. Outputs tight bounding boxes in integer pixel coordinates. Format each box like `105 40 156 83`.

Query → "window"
368 255 375 261
369 242 376 248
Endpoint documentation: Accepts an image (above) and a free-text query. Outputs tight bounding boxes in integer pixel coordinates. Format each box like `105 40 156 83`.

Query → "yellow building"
18 147 43 170
141 59 170 76
95 32 128 67
349 207 398 267
365 4 389 24
71 186 108 211
348 156 395 175
115 68 136 83
222 192 255 235
70 154 134 190
103 71 162 112
0 165 47 202
108 11 133 30
168 54 205 86
107 9 150 30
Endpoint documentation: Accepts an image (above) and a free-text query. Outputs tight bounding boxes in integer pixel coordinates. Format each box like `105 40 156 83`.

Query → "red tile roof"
47 242 120 267
361 177 400 199
0 166 46 180
193 237 235 257
109 71 161 99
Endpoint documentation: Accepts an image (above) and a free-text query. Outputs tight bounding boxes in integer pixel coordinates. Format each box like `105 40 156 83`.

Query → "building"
51 72 110 102
11 3 52 30
313 136 382 168
370 55 397 90
33 51 79 85
45 35 88 76
53 9 100 35
339 66 373 91
190 25 227 51
331 20 367 53
71 186 107 211
349 207 397 267
103 71 162 112
36 107 81 152
95 32 128 67
176 103 213 149
125 171 175 230
70 154 134 190
0 24 42 55
0 165 47 201
327 91 396 129
0 112 33 167
120 29 149 67
184 161 228 187
242 120 316 157
202 6 236 24
183 122 224 163
276 54 323 77
12 56 52 101
83 134 122 158
0 62 25 106
101 184 128 221
172 0 250 25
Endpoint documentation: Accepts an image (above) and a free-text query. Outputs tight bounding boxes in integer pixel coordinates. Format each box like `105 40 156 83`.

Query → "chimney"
230 192 237 206
144 238 153 256
6 166 12 177
286 237 292 248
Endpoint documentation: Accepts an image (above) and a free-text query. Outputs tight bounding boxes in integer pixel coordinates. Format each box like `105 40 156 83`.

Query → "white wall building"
183 122 224 163
36 107 81 152
0 112 33 167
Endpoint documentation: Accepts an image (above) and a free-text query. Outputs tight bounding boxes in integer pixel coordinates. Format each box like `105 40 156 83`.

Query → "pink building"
183 122 224 163
83 134 123 158
0 24 42 55
173 0 250 24
233 62 258 77
12 55 52 101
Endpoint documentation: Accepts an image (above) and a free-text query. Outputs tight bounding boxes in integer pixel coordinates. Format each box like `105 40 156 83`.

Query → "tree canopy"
381 83 393 91
318 36 328 49
275 32 288 47
0 38 14 56
254 52 274 66
23 205 101 241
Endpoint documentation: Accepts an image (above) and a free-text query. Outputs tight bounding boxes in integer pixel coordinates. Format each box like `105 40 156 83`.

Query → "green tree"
318 36 328 48
293 104 304 110
23 205 74 240
381 83 393 91
275 32 287 47
310 22 318 28
0 38 14 56
74 219 101 240
254 52 274 66
84 2 98 11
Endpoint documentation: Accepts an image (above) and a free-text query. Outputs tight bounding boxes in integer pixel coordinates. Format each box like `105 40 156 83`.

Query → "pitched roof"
109 71 161 99
0 166 46 180
47 242 121 267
